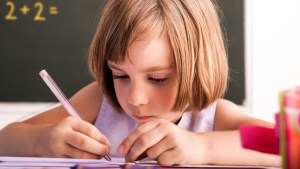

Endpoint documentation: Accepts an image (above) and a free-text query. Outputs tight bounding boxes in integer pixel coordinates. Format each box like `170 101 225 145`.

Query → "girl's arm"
200 130 280 166
214 99 274 130
0 82 108 157
206 99 281 166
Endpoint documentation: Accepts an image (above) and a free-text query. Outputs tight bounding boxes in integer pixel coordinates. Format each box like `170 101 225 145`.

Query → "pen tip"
104 155 111 161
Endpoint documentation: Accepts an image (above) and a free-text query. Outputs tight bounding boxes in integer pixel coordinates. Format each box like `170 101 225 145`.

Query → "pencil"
39 69 111 161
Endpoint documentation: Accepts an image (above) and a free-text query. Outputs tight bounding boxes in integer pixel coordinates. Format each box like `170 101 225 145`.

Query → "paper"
0 156 280 169
0 156 123 168
0 156 123 163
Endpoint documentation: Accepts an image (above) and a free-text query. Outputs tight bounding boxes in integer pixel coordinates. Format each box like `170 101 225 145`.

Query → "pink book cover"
281 87 300 169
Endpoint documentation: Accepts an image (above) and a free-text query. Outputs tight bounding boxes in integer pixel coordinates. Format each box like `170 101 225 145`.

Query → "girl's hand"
118 118 208 165
35 116 111 159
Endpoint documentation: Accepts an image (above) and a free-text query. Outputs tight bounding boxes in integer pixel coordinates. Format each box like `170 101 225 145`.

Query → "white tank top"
94 97 217 157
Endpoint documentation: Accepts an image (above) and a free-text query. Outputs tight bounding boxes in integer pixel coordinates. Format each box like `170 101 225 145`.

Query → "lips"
129 109 155 122
133 115 154 121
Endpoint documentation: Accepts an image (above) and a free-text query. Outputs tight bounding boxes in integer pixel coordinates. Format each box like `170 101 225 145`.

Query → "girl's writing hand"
118 119 207 165
36 116 111 159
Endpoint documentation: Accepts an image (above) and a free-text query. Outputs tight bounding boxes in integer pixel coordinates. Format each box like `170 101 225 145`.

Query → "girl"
0 0 280 166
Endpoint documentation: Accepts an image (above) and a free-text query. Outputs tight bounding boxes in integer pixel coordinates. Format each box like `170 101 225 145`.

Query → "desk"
0 102 57 129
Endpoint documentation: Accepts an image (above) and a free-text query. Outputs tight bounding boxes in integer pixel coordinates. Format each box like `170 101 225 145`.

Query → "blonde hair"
88 0 228 112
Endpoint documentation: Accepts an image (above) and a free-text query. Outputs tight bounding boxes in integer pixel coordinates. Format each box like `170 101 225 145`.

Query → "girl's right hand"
34 116 111 159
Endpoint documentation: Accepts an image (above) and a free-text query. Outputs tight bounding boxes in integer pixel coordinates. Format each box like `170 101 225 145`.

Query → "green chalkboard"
0 0 106 101
218 0 245 105
0 0 245 104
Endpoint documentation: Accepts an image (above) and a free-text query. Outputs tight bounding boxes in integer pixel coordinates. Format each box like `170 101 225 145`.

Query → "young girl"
0 0 280 166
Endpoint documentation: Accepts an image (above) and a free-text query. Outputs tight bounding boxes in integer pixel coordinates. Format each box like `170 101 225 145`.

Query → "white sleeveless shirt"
94 97 217 157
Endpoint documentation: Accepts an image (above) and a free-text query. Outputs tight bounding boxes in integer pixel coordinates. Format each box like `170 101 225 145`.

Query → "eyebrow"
107 62 174 72
107 63 124 71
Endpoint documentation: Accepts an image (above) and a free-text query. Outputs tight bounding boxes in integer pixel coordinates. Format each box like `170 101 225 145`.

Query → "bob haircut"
88 0 228 112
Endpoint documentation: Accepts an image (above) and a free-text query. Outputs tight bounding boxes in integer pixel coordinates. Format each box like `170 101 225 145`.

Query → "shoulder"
213 99 274 131
24 82 103 125
69 81 103 123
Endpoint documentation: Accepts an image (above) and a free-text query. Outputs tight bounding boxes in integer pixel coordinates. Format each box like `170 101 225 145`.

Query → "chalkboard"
0 0 245 104
0 0 106 101
218 0 245 105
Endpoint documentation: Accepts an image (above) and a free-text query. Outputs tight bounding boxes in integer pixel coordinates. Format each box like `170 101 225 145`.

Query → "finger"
156 149 178 166
63 143 100 159
65 130 110 156
146 133 174 160
70 119 111 147
135 151 148 161
118 120 159 155
125 124 167 162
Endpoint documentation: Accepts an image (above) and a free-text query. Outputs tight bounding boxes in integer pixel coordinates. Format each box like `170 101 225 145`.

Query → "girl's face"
108 34 182 124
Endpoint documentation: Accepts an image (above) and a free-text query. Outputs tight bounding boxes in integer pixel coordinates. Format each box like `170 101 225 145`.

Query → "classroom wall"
0 0 245 105
245 0 300 122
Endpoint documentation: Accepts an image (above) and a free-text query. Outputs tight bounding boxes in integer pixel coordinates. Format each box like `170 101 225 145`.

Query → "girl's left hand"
117 118 208 165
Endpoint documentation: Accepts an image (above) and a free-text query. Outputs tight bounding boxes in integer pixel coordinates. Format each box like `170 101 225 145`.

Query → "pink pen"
39 69 111 161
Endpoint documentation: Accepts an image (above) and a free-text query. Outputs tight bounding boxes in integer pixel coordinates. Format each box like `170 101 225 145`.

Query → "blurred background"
0 0 299 128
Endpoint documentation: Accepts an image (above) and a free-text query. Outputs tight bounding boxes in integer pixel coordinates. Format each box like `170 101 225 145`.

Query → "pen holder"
239 86 300 169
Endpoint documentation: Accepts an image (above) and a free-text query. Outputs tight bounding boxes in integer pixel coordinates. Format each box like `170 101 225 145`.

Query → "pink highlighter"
39 69 111 161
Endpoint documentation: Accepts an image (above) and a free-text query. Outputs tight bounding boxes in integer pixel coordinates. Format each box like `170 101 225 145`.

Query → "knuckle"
157 153 177 166
157 118 167 125
169 133 176 141
135 127 144 135
146 149 155 159
126 153 134 162
158 118 165 123
158 158 172 166
84 128 94 137
77 138 89 149
63 116 74 124
129 153 137 162
138 135 148 146
74 151 86 159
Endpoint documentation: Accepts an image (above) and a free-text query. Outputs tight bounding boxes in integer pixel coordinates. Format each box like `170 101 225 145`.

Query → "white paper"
0 156 280 169
0 156 124 163
0 156 124 168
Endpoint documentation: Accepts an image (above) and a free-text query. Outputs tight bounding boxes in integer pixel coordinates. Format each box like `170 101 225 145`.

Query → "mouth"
133 115 154 121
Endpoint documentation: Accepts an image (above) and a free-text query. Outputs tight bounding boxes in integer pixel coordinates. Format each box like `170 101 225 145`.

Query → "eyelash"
113 75 129 79
112 75 167 84
149 77 167 83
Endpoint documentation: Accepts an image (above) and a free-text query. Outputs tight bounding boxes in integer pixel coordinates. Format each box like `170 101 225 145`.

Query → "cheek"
113 81 127 104
153 83 178 110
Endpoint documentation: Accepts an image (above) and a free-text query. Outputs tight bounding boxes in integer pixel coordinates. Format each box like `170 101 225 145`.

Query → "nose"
128 81 149 107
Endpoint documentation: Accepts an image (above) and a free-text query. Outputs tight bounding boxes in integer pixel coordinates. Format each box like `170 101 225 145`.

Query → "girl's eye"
113 75 129 79
149 77 167 83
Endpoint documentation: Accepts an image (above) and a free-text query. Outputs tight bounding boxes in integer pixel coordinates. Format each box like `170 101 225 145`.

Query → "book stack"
239 86 300 169
279 87 300 169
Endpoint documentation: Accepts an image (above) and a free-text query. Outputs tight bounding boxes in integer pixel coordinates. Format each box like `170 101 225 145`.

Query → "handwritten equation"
4 1 58 21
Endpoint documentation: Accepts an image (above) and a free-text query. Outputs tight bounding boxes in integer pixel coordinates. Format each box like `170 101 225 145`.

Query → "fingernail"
102 138 111 146
105 140 111 146
118 145 124 155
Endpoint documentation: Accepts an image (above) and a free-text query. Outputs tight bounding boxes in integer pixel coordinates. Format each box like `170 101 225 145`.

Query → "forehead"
109 34 174 70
